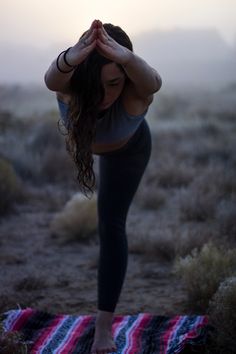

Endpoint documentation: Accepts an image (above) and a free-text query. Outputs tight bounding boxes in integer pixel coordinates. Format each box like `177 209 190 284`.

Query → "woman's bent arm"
44 60 74 93
44 20 99 92
122 52 162 98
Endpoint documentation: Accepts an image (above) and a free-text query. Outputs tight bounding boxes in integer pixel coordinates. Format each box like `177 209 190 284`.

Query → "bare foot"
91 330 116 353
91 311 117 354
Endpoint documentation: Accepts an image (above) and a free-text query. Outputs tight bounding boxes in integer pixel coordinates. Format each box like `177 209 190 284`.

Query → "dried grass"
129 228 176 261
50 192 98 242
178 166 228 222
156 162 194 189
179 188 217 222
39 147 76 184
1 113 76 185
0 157 23 215
14 276 48 292
129 224 216 262
135 186 166 210
217 200 236 241
207 276 236 354
174 242 236 311
0 322 28 354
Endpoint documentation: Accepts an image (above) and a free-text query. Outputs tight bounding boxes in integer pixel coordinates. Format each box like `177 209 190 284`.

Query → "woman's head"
71 23 133 107
100 62 126 110
66 23 133 195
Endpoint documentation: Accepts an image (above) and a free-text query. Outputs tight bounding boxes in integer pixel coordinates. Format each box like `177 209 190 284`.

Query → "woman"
44 19 162 354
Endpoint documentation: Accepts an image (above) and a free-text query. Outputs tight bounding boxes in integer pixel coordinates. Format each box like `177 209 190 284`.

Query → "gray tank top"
57 97 148 144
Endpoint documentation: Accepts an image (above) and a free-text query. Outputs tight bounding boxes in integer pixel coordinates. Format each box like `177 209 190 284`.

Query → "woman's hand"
96 23 133 66
67 20 132 67
44 20 100 91
66 20 99 66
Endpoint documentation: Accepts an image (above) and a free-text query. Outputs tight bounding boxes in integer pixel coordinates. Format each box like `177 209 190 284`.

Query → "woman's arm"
44 20 99 92
97 25 162 99
44 61 74 93
122 53 162 98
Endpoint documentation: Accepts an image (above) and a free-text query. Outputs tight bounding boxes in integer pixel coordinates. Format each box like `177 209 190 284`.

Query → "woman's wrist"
63 47 75 67
63 46 80 67
56 48 77 74
121 51 135 69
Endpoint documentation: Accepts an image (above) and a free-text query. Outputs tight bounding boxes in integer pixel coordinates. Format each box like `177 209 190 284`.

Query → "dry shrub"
155 161 194 189
28 117 63 154
27 118 76 184
129 227 176 261
219 169 236 196
207 276 236 354
2 113 76 185
174 226 216 258
179 188 217 222
135 186 166 210
0 322 28 354
50 192 98 241
14 276 48 292
199 122 222 137
153 92 189 119
39 146 76 184
217 201 236 241
179 166 227 222
192 144 231 165
129 225 215 262
26 118 76 184
174 243 236 311
179 164 236 224
0 110 15 132
0 157 23 215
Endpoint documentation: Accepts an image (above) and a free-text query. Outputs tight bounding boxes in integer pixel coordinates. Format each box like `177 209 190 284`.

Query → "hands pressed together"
67 20 132 67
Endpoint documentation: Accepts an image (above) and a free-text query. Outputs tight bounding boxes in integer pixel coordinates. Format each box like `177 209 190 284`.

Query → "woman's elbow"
155 73 162 92
44 71 56 92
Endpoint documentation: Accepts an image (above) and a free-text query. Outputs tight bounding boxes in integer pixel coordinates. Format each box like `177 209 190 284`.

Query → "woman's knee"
98 217 126 238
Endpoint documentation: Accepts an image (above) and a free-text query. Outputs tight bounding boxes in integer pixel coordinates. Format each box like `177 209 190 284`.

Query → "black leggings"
97 119 152 312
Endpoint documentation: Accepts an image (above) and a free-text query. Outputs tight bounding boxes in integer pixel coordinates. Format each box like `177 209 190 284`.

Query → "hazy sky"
1 0 236 48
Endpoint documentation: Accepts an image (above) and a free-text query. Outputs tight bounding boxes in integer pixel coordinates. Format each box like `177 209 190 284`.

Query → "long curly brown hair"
66 24 133 196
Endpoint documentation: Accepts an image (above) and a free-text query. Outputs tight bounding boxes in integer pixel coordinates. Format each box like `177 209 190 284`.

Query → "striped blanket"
2 308 208 353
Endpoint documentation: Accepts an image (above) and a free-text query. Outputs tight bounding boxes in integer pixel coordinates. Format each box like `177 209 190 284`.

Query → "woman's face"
100 62 126 110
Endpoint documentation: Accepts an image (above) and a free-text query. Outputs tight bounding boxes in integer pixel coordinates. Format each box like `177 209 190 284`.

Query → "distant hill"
1 28 235 88
133 28 236 88
133 28 233 60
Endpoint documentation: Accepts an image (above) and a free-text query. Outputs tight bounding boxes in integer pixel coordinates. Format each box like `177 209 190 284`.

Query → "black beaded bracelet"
56 50 75 74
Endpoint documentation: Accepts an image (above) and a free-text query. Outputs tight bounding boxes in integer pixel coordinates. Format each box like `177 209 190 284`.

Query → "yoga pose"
44 19 162 354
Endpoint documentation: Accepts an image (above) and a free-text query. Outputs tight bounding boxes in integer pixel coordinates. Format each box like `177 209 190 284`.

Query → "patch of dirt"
0 185 187 317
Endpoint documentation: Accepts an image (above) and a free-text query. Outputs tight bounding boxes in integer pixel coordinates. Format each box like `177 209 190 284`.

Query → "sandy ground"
0 184 187 318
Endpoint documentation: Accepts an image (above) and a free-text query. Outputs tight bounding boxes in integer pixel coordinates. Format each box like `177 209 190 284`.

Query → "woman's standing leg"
91 121 151 353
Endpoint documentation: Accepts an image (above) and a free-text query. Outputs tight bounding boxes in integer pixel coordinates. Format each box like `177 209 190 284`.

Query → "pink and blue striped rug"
1 308 208 353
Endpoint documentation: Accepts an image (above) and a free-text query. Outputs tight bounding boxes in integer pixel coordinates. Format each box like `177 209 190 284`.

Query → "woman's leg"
91 121 151 353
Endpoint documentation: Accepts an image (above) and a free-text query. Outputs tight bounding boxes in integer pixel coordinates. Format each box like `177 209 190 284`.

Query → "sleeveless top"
57 97 148 144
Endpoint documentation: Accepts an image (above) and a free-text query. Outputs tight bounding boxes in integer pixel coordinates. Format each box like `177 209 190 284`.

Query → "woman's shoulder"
56 92 70 125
